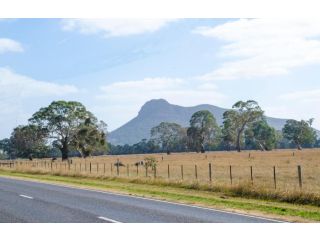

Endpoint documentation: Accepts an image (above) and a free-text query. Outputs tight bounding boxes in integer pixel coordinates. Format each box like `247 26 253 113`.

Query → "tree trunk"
236 133 241 152
200 143 205 153
61 142 69 161
257 142 265 151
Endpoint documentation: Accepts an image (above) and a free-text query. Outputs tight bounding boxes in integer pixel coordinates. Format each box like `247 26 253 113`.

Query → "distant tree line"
0 99 319 159
108 100 319 155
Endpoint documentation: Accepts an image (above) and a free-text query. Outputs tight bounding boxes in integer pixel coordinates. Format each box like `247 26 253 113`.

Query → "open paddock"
2 149 320 194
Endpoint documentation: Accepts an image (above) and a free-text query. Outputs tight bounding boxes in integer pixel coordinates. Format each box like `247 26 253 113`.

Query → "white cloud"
98 77 226 104
261 89 320 130
0 67 79 138
0 38 23 54
96 77 227 130
265 104 320 130
280 89 320 103
0 67 78 98
194 19 320 81
61 19 175 37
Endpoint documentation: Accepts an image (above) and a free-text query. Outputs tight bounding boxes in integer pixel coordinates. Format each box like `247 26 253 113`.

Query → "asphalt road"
0 176 283 223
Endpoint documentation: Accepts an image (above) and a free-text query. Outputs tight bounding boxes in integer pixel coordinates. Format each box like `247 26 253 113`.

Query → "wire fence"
0 158 318 193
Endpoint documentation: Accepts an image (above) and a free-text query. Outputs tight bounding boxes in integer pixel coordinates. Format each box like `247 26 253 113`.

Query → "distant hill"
108 99 290 145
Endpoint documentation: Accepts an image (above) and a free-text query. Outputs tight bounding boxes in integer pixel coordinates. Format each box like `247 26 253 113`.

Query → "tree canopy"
151 122 186 154
245 120 277 151
72 118 108 158
0 138 14 159
1 99 319 159
29 101 107 160
282 119 317 150
222 100 264 152
187 110 218 153
10 125 49 158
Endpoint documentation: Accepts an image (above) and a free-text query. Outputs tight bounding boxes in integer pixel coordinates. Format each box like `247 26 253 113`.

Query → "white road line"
19 194 33 199
54 184 286 223
98 216 121 223
1 176 286 223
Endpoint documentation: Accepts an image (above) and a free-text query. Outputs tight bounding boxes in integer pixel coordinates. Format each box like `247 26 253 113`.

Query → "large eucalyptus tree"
222 100 264 152
187 110 218 153
29 101 107 160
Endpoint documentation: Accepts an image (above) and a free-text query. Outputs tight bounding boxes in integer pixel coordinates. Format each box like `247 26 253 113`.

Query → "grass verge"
0 168 320 222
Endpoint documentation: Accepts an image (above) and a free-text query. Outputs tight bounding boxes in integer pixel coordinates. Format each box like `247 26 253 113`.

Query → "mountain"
108 99 289 145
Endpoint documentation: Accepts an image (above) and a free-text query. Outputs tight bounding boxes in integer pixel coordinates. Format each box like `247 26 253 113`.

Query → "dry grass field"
2 148 320 194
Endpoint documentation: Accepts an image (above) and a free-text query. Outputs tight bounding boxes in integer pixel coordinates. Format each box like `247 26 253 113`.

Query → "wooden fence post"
154 167 156 178
250 166 253 185
195 165 198 180
209 163 212 182
116 164 119 176
145 166 148 177
167 164 170 179
111 163 113 175
90 162 92 174
181 165 184 180
273 166 277 189
104 163 106 174
74 163 76 172
297 165 302 189
136 165 139 176
229 165 233 185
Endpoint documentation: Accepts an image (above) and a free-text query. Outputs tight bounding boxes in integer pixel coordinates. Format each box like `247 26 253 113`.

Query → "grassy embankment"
1 167 320 222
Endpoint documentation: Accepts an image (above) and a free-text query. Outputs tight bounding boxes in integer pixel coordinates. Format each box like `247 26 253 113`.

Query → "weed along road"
0 176 282 223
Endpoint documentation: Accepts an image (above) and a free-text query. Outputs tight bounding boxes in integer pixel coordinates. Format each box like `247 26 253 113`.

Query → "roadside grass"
6 148 320 194
0 169 320 222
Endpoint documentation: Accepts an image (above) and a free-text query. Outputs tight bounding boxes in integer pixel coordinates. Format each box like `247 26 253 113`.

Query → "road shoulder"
0 170 319 222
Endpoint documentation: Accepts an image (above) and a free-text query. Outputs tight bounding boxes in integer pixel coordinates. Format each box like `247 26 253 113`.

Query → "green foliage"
187 110 218 153
282 119 317 150
221 112 238 150
72 119 108 158
223 100 264 152
0 152 7 160
245 120 277 151
109 139 161 155
3 98 318 158
144 156 158 171
151 122 187 154
29 100 107 160
109 100 319 154
0 138 14 159
10 125 49 158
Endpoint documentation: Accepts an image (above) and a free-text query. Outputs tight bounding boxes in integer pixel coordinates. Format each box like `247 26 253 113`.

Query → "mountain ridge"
108 99 289 145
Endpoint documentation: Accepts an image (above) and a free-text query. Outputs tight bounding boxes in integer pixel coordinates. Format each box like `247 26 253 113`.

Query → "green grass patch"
0 169 320 222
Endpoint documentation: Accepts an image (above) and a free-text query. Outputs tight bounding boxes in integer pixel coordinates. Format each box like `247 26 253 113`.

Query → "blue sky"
1 18 320 138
